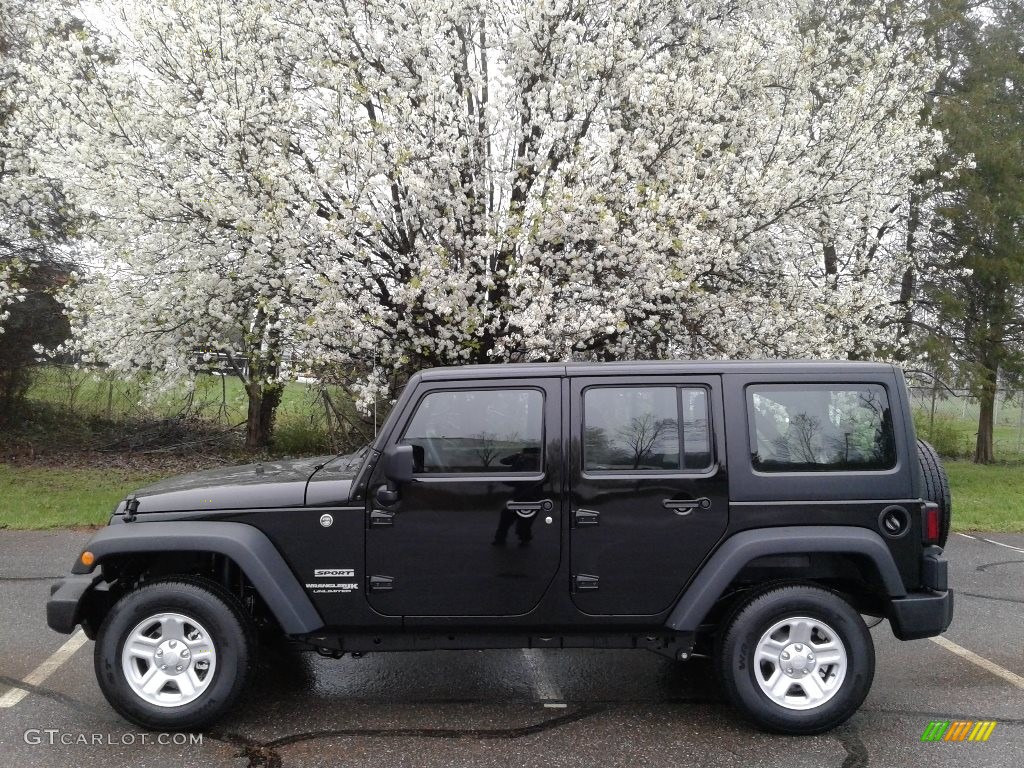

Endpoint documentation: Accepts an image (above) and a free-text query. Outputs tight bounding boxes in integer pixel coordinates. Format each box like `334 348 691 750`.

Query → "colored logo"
921 721 997 742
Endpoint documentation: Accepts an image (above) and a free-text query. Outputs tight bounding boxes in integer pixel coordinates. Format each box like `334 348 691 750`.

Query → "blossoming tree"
1 1 59 332
28 0 941 443
287 0 941 403
28 1 319 447
1 1 76 416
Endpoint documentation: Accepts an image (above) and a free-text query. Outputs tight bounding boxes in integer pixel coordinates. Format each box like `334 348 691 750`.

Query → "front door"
569 376 728 615
366 379 562 617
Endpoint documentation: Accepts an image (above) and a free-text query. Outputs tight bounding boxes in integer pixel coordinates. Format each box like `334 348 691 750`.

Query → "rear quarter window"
747 384 896 472
582 386 712 472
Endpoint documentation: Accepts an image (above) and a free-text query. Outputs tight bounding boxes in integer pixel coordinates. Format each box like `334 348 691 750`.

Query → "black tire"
917 439 952 548
715 584 874 735
94 577 255 730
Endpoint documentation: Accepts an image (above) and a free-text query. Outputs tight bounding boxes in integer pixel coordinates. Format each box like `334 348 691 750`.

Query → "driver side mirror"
382 443 415 484
375 444 415 506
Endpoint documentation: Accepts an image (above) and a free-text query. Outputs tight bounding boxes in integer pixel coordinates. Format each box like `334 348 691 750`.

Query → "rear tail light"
922 502 940 544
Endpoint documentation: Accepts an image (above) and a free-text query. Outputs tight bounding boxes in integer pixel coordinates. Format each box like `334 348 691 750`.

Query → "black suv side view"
47 360 953 734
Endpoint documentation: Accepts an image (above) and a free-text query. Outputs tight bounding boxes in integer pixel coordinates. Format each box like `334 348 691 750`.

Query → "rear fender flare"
665 525 907 632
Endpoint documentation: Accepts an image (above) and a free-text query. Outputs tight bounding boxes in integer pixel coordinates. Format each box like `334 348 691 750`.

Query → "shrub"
914 411 969 458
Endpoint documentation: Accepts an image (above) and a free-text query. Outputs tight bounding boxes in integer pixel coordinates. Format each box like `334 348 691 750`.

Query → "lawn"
943 460 1024 533
1 459 1021 532
0 465 163 529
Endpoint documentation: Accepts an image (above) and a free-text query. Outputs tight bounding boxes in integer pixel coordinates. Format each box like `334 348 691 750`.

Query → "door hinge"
573 508 600 527
369 508 395 527
368 575 395 593
573 574 599 592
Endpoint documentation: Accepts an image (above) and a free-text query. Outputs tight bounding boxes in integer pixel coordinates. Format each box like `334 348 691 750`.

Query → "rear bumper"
889 589 954 640
46 574 101 634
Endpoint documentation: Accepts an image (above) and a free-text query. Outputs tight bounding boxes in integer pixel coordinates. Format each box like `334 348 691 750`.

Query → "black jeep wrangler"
47 361 953 734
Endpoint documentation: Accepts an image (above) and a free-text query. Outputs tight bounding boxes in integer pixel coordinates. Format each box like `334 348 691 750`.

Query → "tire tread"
94 576 256 730
714 583 874 735
916 439 952 546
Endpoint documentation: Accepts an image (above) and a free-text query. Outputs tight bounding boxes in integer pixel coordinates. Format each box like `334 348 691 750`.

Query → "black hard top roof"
416 359 896 381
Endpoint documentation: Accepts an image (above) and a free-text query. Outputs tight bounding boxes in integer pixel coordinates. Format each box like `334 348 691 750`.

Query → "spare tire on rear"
916 439 951 548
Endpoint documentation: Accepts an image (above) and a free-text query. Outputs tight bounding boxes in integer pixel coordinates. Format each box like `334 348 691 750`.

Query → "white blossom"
24 0 942 411
1 1 57 335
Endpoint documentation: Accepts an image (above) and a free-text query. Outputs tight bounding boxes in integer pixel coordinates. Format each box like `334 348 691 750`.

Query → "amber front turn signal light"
80 551 95 567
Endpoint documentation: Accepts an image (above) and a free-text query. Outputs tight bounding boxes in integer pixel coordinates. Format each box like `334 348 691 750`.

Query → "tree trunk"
898 191 920 348
244 382 284 451
975 370 997 464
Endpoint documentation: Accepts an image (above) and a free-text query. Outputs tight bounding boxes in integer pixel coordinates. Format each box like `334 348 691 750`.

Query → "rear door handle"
506 499 553 518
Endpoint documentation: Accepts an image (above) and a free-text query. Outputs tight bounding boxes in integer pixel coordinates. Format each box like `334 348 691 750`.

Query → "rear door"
569 376 728 615
365 379 563 617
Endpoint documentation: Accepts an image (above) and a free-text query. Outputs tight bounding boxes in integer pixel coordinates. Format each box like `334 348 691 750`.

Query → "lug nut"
161 664 167 670
156 649 163 657
181 649 189 657
807 654 814 662
794 644 803 651
786 668 793 674
781 651 790 660
176 665 183 671
169 640 177 648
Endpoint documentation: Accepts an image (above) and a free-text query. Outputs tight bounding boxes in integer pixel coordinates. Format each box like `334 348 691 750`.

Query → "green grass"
945 460 1024 533
0 465 164 529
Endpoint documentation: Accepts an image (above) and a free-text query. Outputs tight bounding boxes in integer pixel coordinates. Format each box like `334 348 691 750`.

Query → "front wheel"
95 578 255 730
716 584 874 734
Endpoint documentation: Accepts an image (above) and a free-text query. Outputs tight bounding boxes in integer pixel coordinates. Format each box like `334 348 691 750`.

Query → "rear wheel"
917 439 952 547
716 584 874 734
95 578 255 730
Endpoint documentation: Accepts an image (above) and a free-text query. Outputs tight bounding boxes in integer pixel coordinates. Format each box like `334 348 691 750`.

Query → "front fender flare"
69 521 324 635
665 525 907 632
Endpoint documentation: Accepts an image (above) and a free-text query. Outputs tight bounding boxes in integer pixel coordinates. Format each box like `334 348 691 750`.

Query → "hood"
122 454 346 515
305 448 366 506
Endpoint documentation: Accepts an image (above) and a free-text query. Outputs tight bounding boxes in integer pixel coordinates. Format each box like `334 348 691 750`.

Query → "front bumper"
889 589 954 640
46 574 102 634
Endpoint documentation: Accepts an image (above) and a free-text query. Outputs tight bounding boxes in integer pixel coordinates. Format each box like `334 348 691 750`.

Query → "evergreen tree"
923 2 1024 463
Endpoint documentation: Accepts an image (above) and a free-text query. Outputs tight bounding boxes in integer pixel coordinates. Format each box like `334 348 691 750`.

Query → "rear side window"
402 389 543 473
583 386 712 472
748 384 896 472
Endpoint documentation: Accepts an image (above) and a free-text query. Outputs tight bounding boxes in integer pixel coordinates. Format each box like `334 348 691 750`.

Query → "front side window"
748 384 896 472
402 389 543 473
583 386 711 472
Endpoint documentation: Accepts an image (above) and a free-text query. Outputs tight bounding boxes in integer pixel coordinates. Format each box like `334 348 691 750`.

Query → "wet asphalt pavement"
0 530 1022 767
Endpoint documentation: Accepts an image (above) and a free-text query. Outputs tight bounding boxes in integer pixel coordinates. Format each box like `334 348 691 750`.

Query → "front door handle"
506 499 553 518
662 497 711 515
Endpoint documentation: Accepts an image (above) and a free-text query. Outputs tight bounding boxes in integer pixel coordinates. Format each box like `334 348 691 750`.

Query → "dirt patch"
0 402 255 471
0 449 233 473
